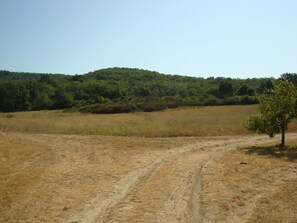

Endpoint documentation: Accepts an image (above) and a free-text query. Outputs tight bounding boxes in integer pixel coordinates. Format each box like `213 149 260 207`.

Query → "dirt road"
67 133 297 223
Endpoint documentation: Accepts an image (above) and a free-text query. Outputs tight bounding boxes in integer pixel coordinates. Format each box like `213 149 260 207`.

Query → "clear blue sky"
0 0 296 78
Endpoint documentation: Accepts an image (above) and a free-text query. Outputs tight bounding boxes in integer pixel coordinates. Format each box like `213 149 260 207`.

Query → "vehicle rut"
68 134 296 223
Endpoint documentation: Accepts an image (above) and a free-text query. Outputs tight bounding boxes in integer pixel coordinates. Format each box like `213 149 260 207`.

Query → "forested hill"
0 70 66 81
0 68 296 113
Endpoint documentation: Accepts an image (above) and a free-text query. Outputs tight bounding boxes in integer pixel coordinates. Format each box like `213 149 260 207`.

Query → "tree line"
0 68 296 113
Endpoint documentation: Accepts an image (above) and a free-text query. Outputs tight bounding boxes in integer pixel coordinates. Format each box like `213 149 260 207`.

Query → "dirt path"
68 133 297 223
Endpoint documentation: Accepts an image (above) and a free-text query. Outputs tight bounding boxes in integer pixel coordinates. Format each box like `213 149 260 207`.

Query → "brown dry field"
1 132 296 223
0 106 297 223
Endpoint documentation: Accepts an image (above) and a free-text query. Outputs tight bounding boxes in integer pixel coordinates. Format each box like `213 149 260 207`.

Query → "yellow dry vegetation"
202 140 297 223
1 105 296 137
0 132 199 222
0 105 296 222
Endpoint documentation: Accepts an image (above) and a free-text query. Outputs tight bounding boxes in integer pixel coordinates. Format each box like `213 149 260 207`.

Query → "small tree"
245 80 297 147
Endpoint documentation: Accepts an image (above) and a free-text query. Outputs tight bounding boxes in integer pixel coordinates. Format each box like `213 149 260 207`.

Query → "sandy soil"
1 132 296 223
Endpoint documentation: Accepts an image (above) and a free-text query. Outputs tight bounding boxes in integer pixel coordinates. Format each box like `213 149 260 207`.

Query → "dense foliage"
0 68 296 113
244 80 297 146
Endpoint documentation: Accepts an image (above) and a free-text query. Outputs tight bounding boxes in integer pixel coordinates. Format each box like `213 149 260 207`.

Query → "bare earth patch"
0 132 296 223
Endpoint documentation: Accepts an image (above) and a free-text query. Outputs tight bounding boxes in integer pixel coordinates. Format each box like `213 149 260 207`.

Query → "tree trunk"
281 125 285 147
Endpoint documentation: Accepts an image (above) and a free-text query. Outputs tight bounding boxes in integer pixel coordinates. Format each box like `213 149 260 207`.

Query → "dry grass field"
1 105 291 137
0 132 200 222
0 105 296 223
202 140 297 223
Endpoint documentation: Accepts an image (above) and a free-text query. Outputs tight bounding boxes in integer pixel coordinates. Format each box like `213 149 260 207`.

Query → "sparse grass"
202 140 297 223
4 113 14 118
2 105 295 137
0 132 199 222
245 140 297 161
245 140 297 223
248 179 297 223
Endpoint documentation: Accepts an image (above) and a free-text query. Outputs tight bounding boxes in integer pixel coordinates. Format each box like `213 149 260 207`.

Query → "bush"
79 100 171 114
142 103 167 112
222 96 258 105
204 97 222 106
80 103 137 114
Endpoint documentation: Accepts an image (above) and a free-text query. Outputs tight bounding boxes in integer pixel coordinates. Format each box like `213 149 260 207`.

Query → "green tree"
280 73 297 86
236 84 254 96
0 81 31 112
53 89 73 109
258 79 273 93
245 80 297 146
35 92 53 110
219 81 233 98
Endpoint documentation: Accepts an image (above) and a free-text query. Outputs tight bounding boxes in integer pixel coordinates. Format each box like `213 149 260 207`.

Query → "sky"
0 0 296 78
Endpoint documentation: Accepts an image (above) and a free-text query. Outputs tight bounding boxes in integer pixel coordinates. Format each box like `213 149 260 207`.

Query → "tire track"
68 139 238 223
67 134 296 223
155 136 272 223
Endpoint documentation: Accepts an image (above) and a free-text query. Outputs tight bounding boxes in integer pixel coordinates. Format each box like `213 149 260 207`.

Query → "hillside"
0 70 66 81
0 68 295 113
